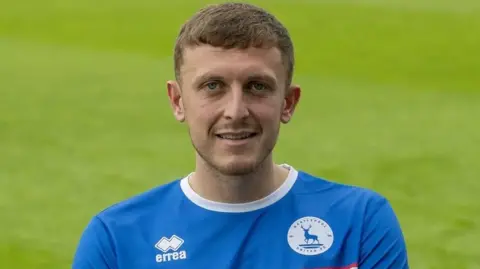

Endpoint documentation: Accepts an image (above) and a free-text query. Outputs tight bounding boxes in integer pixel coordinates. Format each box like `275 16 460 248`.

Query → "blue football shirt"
72 164 409 268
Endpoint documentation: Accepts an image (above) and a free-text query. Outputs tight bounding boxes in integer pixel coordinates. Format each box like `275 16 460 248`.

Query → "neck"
188 156 290 204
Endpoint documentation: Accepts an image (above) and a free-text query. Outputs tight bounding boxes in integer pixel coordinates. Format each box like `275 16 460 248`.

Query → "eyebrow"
246 73 277 86
193 72 224 86
192 72 278 87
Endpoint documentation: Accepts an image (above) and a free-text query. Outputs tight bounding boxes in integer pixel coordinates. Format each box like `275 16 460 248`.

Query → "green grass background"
1 0 479 268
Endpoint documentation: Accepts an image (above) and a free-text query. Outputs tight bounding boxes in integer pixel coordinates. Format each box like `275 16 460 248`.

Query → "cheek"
184 102 216 132
252 99 283 118
183 95 203 119
250 106 282 131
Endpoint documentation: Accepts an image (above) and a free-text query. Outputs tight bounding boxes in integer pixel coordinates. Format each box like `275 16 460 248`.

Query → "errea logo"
154 235 187 263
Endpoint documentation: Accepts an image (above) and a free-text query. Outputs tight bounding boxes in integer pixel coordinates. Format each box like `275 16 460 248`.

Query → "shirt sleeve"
72 216 117 269
359 195 409 269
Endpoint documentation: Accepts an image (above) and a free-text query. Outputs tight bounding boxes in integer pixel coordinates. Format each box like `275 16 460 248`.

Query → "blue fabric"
73 170 409 269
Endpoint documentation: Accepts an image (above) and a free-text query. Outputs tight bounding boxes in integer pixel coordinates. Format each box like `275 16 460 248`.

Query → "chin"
213 158 260 176
193 141 274 176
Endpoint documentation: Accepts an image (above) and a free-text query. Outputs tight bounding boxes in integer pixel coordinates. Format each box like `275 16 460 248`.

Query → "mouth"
215 132 258 140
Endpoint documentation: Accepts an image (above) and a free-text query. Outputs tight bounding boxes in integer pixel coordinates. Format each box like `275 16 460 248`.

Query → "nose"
223 86 249 120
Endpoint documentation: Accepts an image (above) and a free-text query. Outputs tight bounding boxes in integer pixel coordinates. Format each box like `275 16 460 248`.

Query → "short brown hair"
173 2 295 85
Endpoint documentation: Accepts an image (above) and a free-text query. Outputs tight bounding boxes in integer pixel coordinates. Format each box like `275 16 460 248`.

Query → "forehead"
181 45 286 83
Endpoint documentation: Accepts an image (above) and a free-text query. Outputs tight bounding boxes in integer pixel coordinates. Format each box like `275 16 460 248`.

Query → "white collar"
180 164 298 213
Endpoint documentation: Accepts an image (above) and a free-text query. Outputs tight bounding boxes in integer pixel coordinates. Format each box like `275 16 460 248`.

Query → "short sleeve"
359 196 409 269
72 216 117 269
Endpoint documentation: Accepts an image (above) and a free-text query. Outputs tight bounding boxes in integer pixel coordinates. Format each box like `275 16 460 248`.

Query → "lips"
215 132 257 140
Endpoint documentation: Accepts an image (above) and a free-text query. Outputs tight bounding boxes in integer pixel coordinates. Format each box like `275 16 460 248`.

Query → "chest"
116 212 360 269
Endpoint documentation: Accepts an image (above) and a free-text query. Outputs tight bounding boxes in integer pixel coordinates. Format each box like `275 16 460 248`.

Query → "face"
167 45 300 176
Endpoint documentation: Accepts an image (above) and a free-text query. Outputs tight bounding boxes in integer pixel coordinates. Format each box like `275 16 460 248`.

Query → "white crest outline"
287 216 334 256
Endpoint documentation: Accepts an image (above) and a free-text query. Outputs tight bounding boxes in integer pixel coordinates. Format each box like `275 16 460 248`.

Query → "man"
73 3 409 269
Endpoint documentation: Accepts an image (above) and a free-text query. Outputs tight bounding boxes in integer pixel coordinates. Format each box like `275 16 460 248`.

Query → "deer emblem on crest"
301 224 320 245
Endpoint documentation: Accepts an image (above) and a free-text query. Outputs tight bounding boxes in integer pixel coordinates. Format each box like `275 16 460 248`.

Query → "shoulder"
95 178 184 226
292 170 409 265
73 178 186 268
293 170 388 207
291 169 400 228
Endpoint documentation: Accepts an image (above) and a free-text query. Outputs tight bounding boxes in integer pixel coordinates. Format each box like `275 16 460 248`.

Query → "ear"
167 80 185 122
281 84 301 124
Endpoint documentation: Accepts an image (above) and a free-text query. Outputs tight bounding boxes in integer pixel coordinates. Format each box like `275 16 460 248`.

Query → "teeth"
218 133 254 140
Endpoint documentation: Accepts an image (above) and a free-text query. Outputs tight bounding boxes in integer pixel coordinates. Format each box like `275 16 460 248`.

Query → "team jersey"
72 164 409 269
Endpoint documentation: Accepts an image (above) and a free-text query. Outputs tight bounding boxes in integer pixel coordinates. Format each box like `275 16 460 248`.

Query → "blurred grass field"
1 0 479 268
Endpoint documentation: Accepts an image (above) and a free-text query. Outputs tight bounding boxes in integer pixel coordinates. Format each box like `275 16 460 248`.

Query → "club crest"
287 216 334 255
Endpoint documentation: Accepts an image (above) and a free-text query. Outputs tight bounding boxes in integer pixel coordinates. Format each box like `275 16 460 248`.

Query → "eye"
205 81 219 90
249 82 268 91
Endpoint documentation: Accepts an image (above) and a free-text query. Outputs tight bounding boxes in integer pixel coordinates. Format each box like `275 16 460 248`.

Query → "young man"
73 3 409 269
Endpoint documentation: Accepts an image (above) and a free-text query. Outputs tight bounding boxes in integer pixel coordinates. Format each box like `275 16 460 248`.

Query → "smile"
215 132 258 140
